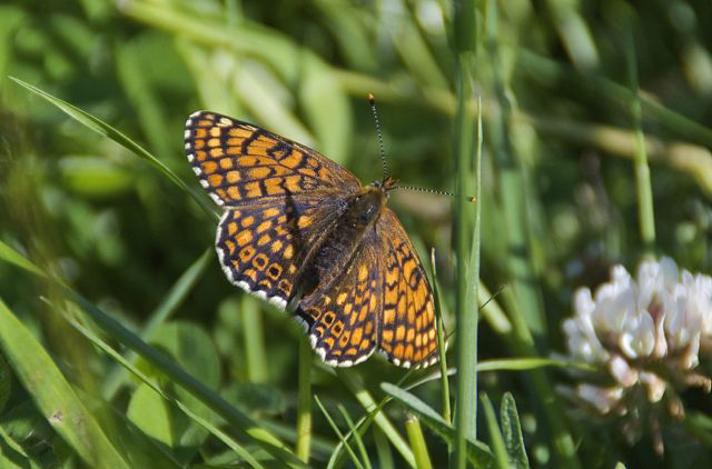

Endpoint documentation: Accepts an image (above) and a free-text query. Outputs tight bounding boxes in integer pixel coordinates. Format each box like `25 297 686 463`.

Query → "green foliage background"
1 1 712 468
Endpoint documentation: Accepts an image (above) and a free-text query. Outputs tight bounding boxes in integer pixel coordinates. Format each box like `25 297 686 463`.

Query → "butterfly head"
371 176 398 196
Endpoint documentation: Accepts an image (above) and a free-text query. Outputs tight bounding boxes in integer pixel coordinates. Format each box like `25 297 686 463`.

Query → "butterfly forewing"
185 111 361 207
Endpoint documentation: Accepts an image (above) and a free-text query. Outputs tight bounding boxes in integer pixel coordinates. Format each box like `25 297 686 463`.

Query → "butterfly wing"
376 209 439 368
185 111 362 207
186 110 361 307
295 233 382 366
216 195 349 309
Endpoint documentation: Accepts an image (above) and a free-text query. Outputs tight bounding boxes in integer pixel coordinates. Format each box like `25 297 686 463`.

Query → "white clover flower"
560 256 712 453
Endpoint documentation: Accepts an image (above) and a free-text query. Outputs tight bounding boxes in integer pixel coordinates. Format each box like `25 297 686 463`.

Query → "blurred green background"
1 1 712 468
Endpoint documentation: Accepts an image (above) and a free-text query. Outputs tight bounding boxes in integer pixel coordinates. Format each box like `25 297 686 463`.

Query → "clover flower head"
560 257 712 453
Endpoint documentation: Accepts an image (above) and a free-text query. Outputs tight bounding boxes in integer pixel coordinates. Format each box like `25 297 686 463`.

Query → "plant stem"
429 249 451 425
625 20 656 249
480 394 509 469
242 296 268 383
405 414 433 469
337 369 416 467
295 339 312 463
451 1 479 468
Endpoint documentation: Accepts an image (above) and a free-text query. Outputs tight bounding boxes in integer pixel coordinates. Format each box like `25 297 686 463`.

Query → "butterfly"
185 111 440 368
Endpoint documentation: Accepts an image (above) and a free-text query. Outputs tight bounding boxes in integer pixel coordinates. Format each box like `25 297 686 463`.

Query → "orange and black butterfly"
185 111 440 368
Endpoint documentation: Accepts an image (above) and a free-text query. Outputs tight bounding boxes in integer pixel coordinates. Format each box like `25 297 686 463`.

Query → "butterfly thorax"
300 185 387 299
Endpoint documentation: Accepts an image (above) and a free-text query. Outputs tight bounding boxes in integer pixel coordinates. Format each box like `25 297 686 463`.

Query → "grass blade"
373 428 394 469
64 314 265 469
480 394 509 469
477 358 595 373
381 383 493 468
0 240 304 468
241 296 268 383
428 249 451 424
295 339 312 463
624 14 655 249
451 0 480 467
0 298 132 469
103 248 213 400
337 405 372 469
336 369 415 467
8 77 218 219
314 395 365 469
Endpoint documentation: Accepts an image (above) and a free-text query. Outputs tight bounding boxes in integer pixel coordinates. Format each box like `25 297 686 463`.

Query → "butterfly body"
185 111 440 368
301 184 387 296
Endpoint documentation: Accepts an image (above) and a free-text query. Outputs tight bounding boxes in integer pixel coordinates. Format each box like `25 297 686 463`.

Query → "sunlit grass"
1 1 712 468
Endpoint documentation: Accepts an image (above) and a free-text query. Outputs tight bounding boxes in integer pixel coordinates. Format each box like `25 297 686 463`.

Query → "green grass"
2 1 712 468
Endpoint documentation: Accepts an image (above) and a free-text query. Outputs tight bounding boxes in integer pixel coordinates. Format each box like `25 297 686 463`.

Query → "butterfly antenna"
368 93 389 180
396 184 478 201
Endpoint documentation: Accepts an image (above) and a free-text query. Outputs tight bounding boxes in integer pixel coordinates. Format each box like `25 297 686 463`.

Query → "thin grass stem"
405 414 433 469
314 395 365 469
295 339 312 463
429 249 451 425
241 296 268 383
451 0 479 467
625 19 656 249
337 405 372 469
480 394 509 469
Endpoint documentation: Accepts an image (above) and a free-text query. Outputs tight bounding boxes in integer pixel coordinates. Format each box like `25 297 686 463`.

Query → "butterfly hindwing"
376 209 439 368
216 196 348 308
185 111 361 207
295 235 382 367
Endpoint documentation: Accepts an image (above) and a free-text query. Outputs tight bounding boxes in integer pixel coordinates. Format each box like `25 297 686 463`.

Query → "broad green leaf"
0 298 131 469
127 384 179 448
151 321 221 391
381 383 493 468
500 393 529 469
120 1 300 86
115 38 174 162
147 321 221 456
0 401 54 450
119 0 352 162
